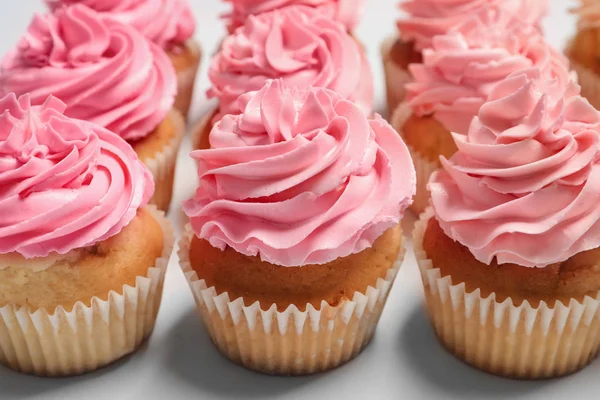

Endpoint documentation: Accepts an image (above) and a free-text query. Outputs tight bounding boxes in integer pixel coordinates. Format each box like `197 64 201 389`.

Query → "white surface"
0 1 594 399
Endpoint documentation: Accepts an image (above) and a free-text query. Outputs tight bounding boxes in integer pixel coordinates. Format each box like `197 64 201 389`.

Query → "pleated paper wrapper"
143 109 185 212
173 39 202 120
391 103 439 216
381 36 412 116
413 208 600 379
178 226 405 376
0 206 175 377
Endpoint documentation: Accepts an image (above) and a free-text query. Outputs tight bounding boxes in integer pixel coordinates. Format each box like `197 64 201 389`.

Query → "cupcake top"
185 79 415 267
406 10 571 134
0 93 153 258
428 67 600 268
208 5 373 121
0 5 176 142
571 0 600 29
398 0 549 51
223 0 365 33
45 0 195 49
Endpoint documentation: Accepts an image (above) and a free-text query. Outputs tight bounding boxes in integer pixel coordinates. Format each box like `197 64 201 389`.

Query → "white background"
0 1 594 399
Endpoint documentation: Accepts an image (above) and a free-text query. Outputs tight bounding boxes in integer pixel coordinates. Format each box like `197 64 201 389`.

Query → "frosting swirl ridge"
429 68 600 268
0 93 153 258
0 5 177 141
185 80 415 267
407 10 571 134
223 0 365 33
45 0 195 48
208 5 373 121
398 0 549 51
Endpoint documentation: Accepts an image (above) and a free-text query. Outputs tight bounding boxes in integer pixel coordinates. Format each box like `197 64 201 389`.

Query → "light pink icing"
398 0 549 51
0 5 176 142
223 0 365 33
208 5 373 121
406 10 571 134
45 0 195 49
0 93 153 259
185 80 415 267
428 68 600 268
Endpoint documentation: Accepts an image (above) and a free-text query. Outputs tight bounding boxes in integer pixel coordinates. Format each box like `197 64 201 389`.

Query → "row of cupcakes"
381 0 600 379
2 0 600 383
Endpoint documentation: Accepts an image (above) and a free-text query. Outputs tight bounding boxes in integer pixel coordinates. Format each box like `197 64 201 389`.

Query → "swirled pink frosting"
406 10 571 134
398 0 549 51
185 80 415 267
429 68 600 268
0 93 153 259
0 5 176 141
208 6 373 121
223 0 366 33
45 0 195 49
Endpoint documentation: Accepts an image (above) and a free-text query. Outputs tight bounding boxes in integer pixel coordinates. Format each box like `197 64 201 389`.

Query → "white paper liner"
191 106 218 151
381 35 413 116
391 103 440 216
178 226 405 375
413 207 600 379
143 109 185 212
0 206 175 377
173 39 202 120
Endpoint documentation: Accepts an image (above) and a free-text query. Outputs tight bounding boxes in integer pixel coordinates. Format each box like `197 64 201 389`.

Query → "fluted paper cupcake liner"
144 109 185 212
173 39 202 120
381 36 413 116
413 208 600 379
0 206 175 377
191 107 217 151
178 226 405 376
391 103 439 216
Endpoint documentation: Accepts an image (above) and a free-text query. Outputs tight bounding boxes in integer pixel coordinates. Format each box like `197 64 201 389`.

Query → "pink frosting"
208 6 373 121
0 93 153 259
185 80 415 267
398 0 549 51
429 68 600 268
223 0 365 33
45 0 195 48
0 5 176 142
406 10 571 134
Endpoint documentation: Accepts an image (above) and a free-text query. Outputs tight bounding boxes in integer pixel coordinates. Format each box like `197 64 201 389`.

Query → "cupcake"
0 93 174 377
223 0 365 33
45 0 200 119
193 5 373 150
180 80 415 375
382 0 548 115
391 9 570 215
566 0 600 110
0 5 184 212
414 67 600 379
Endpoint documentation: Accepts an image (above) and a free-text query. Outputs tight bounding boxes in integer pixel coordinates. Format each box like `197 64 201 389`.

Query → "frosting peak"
223 0 366 33
407 10 571 134
398 0 549 51
0 5 177 141
185 80 415 267
0 93 153 258
45 0 195 48
429 68 600 268
208 5 373 121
